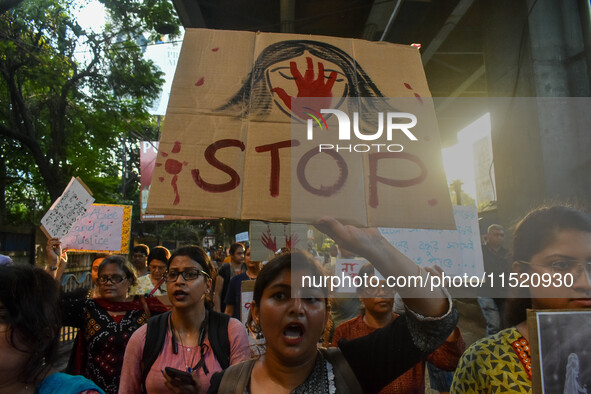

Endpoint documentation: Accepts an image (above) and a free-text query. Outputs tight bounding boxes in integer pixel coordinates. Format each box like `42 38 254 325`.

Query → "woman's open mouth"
173 290 188 300
283 322 305 345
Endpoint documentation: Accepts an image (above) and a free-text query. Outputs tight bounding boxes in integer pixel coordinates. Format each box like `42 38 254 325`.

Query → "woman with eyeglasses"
131 246 171 296
451 205 591 393
120 245 250 394
58 255 170 394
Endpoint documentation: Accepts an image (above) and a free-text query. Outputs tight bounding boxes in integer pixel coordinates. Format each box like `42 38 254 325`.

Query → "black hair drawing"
217 40 393 120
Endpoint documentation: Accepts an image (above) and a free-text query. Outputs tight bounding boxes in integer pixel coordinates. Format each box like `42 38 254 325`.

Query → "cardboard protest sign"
140 141 206 221
240 280 265 346
41 177 94 239
240 279 255 324
61 204 132 254
146 29 454 228
333 258 370 293
379 205 483 277
250 221 309 261
528 310 591 394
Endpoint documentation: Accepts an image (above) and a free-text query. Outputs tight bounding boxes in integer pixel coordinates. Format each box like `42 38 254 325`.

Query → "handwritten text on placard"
41 177 94 239
379 205 483 276
61 204 131 253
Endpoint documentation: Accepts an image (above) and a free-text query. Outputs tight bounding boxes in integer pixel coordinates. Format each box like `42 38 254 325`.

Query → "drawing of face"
266 52 348 121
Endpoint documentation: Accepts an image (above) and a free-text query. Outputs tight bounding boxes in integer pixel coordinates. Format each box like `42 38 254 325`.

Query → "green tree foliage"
0 0 178 224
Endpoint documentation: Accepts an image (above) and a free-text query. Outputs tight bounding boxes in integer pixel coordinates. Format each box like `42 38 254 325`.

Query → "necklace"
169 311 209 373
178 337 197 372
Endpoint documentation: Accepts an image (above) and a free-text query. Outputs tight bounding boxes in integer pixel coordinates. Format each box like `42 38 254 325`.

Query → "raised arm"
45 237 68 282
314 216 448 317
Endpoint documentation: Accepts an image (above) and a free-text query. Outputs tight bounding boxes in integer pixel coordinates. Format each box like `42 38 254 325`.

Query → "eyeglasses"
518 260 591 279
98 274 127 285
165 269 210 282
362 285 396 297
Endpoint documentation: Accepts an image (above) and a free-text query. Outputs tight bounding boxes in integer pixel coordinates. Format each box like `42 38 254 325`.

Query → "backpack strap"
319 347 363 394
218 359 257 394
208 310 231 369
140 311 171 392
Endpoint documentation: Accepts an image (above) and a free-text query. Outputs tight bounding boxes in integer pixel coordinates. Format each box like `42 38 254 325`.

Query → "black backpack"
140 310 230 391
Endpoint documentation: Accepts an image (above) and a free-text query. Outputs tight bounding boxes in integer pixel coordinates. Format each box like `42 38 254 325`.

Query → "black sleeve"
60 288 88 328
338 306 458 394
207 370 225 394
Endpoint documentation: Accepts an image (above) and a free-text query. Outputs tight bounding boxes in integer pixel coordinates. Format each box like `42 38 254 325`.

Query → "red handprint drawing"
261 225 278 252
271 57 337 120
284 226 300 251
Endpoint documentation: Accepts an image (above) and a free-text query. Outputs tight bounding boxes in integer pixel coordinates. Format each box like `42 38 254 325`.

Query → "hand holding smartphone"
163 367 196 386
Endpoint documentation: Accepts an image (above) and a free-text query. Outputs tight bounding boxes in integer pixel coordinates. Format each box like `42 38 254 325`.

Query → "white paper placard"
235 231 249 243
41 177 95 239
379 205 483 276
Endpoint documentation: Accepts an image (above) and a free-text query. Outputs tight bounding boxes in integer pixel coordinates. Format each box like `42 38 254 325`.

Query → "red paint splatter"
156 143 187 205
212 47 219 52
165 159 183 175
403 82 423 104
424 136 431 142
88 221 92 223
428 199 438 206
195 77 205 86
155 162 162 167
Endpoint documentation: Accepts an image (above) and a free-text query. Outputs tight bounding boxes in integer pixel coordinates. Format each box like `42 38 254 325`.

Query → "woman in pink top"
120 246 250 393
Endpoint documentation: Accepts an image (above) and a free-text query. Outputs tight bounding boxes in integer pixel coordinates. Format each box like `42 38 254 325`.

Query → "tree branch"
0 0 24 14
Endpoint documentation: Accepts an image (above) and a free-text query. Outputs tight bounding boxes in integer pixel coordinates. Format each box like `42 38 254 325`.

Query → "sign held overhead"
146 29 454 229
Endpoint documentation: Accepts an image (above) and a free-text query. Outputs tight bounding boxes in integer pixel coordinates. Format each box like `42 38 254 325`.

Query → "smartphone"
164 367 195 385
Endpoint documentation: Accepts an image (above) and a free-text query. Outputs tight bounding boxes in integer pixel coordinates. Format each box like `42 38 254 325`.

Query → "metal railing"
60 271 93 343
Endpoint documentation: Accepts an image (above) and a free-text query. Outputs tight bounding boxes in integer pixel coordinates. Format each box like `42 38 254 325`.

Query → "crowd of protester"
0 203 589 393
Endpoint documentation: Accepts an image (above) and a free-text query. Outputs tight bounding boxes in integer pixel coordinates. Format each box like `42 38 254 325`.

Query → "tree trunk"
0 145 6 223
